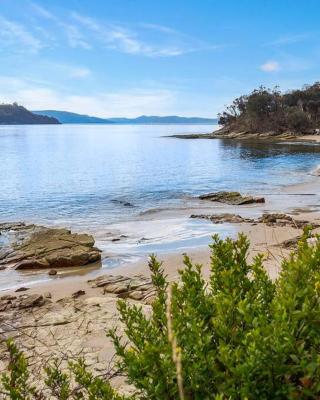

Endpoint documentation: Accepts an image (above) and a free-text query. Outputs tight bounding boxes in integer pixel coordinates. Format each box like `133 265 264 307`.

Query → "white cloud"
0 16 43 53
260 61 280 72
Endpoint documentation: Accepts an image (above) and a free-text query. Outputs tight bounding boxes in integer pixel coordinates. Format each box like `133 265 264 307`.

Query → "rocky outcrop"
88 274 156 304
170 128 302 141
191 212 318 229
190 213 254 224
257 213 318 228
0 293 49 312
199 191 265 205
0 223 101 270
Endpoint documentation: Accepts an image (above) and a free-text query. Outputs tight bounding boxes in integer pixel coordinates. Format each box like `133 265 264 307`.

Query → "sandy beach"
1 183 319 393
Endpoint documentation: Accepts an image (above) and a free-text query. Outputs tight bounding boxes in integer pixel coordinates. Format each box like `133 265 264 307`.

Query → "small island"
173 82 320 139
0 103 60 125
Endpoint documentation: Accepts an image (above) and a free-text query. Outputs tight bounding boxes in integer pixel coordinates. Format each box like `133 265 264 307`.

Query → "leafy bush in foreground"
2 232 320 399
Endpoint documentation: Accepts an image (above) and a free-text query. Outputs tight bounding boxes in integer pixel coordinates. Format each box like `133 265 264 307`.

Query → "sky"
1 0 320 118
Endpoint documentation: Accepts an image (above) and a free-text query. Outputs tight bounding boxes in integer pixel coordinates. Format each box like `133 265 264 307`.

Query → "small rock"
43 292 52 299
72 290 86 299
129 291 145 300
18 294 45 309
279 236 301 248
15 287 30 292
48 269 57 275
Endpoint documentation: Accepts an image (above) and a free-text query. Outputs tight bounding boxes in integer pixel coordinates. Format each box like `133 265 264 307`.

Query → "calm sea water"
1 124 320 289
1 124 320 224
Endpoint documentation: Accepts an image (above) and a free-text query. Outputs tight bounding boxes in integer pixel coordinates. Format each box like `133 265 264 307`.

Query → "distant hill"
108 115 218 124
33 110 114 124
33 110 217 125
0 104 60 125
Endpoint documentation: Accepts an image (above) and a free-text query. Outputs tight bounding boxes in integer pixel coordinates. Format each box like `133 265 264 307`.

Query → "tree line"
218 82 320 134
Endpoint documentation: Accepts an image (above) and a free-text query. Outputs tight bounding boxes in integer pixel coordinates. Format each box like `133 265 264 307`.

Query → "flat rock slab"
88 274 156 304
0 222 101 270
191 213 254 224
199 191 265 205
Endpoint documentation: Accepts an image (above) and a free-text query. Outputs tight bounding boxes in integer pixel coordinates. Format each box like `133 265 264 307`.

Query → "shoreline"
1 171 320 299
169 129 320 143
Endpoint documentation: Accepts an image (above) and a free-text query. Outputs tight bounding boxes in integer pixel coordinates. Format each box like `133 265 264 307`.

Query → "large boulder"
0 224 101 270
199 191 265 205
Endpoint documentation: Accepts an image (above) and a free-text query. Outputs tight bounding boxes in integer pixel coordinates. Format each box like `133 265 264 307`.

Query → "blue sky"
1 0 320 117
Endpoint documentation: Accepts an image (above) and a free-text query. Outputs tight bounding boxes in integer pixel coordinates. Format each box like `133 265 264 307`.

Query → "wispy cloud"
30 2 56 20
31 3 91 50
63 24 92 49
26 3 218 57
71 12 216 57
0 16 43 53
266 33 311 46
260 60 280 72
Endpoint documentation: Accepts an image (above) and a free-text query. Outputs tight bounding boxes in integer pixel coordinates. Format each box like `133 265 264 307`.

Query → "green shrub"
2 232 320 399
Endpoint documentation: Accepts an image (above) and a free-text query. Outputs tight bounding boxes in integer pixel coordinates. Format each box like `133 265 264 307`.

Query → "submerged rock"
199 191 265 205
0 223 101 270
111 199 135 207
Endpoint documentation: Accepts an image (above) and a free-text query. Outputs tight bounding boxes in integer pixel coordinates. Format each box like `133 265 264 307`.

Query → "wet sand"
2 208 320 300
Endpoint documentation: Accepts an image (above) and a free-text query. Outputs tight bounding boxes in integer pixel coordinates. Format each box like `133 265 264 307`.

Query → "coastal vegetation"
218 82 320 135
0 104 60 125
2 231 320 399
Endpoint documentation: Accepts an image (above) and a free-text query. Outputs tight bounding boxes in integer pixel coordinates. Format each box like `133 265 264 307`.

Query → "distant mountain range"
34 110 217 125
0 104 60 125
33 110 114 124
